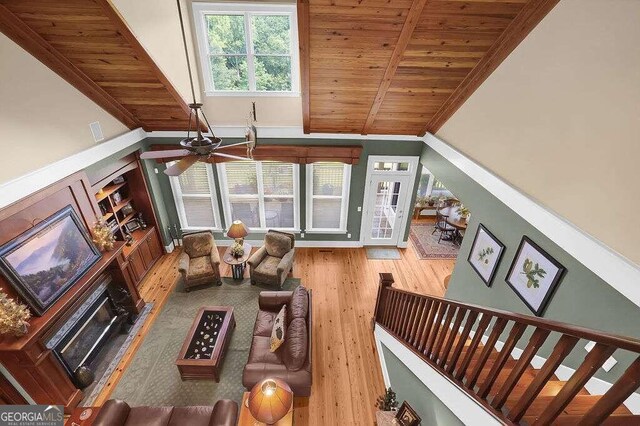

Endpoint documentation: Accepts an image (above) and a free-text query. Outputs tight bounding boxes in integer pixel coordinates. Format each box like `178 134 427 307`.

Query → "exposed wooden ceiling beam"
95 0 206 133
0 3 141 129
361 0 429 135
419 0 560 136
297 0 311 134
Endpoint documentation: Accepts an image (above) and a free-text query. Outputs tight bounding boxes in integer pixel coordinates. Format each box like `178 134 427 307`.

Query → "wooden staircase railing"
373 273 640 425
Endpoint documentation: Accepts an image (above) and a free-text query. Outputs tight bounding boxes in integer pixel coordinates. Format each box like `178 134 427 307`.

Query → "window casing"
218 161 300 231
193 3 300 96
169 162 222 231
306 163 351 233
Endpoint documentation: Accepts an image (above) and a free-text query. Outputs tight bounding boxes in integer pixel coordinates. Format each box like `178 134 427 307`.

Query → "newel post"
372 273 395 330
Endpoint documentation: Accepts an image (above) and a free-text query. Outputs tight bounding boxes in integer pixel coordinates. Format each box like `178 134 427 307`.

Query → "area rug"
81 302 154 406
409 223 459 260
110 277 300 406
366 247 402 260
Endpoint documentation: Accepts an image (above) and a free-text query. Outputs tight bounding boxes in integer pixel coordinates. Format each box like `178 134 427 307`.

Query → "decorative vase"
74 366 95 389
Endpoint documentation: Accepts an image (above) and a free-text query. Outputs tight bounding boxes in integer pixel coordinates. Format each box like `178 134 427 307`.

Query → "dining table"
437 206 467 245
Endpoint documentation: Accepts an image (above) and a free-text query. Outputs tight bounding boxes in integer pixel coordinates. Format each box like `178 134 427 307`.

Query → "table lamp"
227 220 249 244
247 378 293 424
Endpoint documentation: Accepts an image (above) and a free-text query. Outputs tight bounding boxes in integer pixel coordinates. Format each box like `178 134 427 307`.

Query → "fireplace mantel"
0 171 145 413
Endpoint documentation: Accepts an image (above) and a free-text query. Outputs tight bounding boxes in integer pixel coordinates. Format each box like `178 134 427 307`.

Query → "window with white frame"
218 161 299 230
193 3 299 95
169 162 222 230
306 162 351 232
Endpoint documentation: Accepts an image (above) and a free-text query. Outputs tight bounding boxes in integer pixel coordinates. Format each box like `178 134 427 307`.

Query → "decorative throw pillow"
270 305 287 352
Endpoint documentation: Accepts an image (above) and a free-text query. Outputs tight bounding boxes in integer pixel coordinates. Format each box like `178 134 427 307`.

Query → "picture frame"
395 401 421 426
467 224 505 286
505 236 566 316
121 203 134 217
0 206 101 316
124 220 141 233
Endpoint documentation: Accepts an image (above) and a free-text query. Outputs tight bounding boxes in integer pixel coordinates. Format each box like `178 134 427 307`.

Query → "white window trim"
305 163 352 233
192 2 300 97
217 161 300 232
169 163 223 232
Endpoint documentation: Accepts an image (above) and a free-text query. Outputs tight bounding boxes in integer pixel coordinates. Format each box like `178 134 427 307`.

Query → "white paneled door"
361 156 419 246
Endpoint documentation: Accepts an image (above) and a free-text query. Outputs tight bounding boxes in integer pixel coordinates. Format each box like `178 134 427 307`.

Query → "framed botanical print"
467 224 505 286
395 401 421 426
505 236 566 316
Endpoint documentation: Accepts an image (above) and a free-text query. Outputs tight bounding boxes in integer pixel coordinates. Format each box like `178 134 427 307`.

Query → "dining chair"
432 210 456 243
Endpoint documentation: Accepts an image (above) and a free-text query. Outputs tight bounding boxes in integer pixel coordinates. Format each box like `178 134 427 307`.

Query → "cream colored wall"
111 0 302 128
436 0 640 265
0 34 128 185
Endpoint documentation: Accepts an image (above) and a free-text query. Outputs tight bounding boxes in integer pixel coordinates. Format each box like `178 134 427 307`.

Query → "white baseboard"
164 241 175 254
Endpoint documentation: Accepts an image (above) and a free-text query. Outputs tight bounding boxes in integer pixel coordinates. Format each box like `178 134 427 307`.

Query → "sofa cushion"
187 257 214 280
253 310 276 337
289 286 309 322
125 407 174 426
283 318 307 371
248 336 283 365
264 232 292 258
167 407 213 426
270 305 287 352
254 255 281 277
184 232 213 258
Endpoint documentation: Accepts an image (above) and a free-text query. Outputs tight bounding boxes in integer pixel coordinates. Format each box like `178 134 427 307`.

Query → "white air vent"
89 121 104 143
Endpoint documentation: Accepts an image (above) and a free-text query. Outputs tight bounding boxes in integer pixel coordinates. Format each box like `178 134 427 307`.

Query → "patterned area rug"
366 247 402 260
110 277 300 406
409 223 460 260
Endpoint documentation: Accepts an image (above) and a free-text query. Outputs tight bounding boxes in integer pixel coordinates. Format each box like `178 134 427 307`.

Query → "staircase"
373 273 640 425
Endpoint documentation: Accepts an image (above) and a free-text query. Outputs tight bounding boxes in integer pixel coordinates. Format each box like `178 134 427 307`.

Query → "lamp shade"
227 220 249 239
247 378 293 424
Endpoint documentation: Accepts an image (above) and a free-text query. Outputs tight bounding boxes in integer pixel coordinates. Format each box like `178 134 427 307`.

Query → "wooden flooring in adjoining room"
92 242 454 425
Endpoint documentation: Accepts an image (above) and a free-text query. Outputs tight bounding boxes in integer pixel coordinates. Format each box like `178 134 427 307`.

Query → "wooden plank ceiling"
0 0 199 132
301 0 559 135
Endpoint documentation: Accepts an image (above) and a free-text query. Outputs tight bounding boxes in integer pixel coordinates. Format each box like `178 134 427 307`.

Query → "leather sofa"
178 231 222 291
242 286 312 396
93 399 238 426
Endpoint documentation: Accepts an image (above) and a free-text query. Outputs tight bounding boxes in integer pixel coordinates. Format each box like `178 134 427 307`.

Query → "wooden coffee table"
223 242 252 279
175 306 235 382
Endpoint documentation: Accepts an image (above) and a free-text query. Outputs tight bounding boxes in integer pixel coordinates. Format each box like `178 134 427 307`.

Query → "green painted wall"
422 145 640 384
381 344 463 426
145 137 424 245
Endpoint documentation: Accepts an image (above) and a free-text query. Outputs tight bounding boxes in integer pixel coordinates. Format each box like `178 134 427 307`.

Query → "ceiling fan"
140 0 255 177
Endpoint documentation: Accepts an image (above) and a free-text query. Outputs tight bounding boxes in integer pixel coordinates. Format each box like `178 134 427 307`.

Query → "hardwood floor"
92 238 455 425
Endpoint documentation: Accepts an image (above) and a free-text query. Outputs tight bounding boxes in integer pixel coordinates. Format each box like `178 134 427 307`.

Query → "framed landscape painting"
506 236 566 316
0 206 101 315
467 224 505 286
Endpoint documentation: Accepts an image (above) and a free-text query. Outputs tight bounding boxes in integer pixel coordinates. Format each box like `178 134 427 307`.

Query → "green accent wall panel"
381 344 464 426
421 145 640 384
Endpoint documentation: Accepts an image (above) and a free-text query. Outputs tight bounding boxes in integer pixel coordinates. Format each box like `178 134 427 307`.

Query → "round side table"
223 242 252 280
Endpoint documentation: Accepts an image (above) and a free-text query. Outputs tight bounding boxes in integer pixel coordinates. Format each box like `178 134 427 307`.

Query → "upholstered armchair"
178 231 221 291
247 230 295 288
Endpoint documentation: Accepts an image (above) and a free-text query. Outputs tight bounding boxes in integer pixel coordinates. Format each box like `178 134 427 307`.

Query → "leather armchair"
178 231 221 291
93 399 238 426
247 230 295 289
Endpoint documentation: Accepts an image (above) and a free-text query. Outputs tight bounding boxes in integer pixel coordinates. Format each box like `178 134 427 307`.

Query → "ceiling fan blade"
164 156 200 176
213 152 250 161
217 141 252 149
140 149 191 160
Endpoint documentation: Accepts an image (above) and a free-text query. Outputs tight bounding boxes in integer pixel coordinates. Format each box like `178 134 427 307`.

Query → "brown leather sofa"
242 286 312 396
93 399 238 426
178 231 222 291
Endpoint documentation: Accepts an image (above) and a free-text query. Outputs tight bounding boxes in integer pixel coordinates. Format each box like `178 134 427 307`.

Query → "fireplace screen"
57 296 117 373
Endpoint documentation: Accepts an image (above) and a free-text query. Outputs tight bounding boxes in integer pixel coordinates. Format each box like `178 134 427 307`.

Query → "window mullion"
256 162 266 228
245 12 256 91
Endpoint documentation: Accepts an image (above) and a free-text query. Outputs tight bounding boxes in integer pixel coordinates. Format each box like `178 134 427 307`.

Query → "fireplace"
45 275 129 388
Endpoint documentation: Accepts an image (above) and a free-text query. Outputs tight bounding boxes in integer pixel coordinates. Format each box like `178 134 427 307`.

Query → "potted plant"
230 242 245 258
375 387 399 425
456 204 471 222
